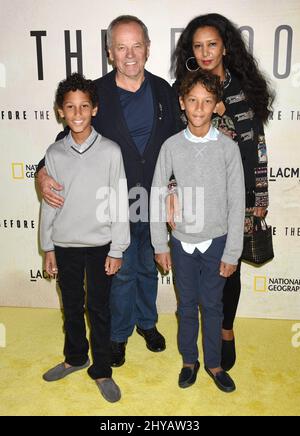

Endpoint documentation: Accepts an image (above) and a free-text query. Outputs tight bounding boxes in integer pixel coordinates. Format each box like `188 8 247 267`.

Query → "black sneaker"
110 341 127 367
136 326 166 352
178 361 200 388
205 366 236 393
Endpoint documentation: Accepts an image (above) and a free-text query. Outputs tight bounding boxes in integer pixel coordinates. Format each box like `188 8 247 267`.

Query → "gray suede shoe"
43 359 90 382
95 378 121 403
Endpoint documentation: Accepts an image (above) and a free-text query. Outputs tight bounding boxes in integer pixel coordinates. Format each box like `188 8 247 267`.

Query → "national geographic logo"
254 276 268 292
269 167 300 183
12 162 38 179
254 276 300 293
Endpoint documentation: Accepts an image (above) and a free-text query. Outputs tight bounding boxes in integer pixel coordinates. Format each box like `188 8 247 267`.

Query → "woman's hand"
37 167 64 208
253 207 267 217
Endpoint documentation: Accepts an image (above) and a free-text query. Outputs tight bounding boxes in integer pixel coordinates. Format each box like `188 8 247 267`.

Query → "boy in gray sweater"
40 73 130 403
150 70 245 393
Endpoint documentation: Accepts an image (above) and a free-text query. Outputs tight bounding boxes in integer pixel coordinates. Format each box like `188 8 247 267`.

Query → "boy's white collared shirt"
183 125 219 143
180 125 219 254
68 127 98 154
181 239 212 254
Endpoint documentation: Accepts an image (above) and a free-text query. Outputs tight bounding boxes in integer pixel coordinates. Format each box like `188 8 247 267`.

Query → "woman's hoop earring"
185 57 200 72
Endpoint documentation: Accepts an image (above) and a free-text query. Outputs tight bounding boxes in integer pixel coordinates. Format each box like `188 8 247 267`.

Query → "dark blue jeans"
171 234 227 368
110 222 158 342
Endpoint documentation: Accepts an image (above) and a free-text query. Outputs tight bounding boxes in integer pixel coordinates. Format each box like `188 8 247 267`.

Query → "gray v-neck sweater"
40 130 130 258
150 129 245 265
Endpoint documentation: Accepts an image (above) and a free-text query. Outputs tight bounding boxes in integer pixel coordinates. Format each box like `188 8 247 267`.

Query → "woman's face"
192 26 226 78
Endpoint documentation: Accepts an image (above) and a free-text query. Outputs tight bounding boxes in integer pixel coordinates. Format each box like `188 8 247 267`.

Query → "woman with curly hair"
169 13 274 371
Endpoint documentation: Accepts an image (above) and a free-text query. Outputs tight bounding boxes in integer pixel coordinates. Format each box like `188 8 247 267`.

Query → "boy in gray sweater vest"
150 71 245 393
40 73 130 403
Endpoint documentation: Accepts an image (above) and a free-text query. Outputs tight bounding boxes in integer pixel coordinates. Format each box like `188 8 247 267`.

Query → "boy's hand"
45 251 58 278
155 253 172 274
105 256 122 275
38 167 64 208
166 194 176 230
219 261 237 278
166 194 180 230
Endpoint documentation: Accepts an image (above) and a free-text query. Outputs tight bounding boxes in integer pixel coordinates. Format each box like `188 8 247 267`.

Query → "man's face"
108 22 150 82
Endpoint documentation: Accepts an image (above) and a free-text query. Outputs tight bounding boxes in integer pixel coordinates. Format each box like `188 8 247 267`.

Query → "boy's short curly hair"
55 72 98 108
179 69 223 102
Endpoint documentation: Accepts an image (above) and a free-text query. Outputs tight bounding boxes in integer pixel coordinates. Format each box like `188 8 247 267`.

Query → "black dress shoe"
178 361 200 388
136 326 166 352
110 341 127 367
221 339 236 371
205 367 236 393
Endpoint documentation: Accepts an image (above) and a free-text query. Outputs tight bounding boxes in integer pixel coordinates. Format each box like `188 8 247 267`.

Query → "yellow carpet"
0 307 299 416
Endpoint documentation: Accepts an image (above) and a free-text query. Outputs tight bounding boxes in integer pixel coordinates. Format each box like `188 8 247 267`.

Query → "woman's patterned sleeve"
167 176 178 195
254 122 269 207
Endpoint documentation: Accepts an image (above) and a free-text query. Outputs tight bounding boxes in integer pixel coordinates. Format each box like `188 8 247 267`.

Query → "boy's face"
57 90 97 142
179 83 218 136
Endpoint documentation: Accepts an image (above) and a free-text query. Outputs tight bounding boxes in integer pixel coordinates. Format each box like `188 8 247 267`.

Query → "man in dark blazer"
37 15 180 367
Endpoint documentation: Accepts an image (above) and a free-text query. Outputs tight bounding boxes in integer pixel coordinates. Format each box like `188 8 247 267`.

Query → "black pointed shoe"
205 367 236 393
136 326 166 352
110 341 127 367
178 361 200 388
221 339 236 371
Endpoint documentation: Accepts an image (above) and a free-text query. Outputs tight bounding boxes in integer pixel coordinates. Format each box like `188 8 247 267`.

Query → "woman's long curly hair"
171 13 274 124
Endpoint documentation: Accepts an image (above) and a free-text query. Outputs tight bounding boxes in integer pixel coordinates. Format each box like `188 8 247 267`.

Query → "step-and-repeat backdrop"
1 0 299 319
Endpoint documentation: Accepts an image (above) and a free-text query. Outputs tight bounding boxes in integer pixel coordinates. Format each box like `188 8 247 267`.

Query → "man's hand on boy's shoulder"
105 256 122 275
219 261 237 278
155 252 172 274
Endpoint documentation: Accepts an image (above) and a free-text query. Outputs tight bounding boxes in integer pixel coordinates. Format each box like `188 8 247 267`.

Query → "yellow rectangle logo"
12 162 24 179
254 276 267 292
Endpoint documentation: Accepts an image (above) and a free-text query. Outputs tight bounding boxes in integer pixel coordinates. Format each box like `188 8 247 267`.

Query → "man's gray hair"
106 15 150 49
